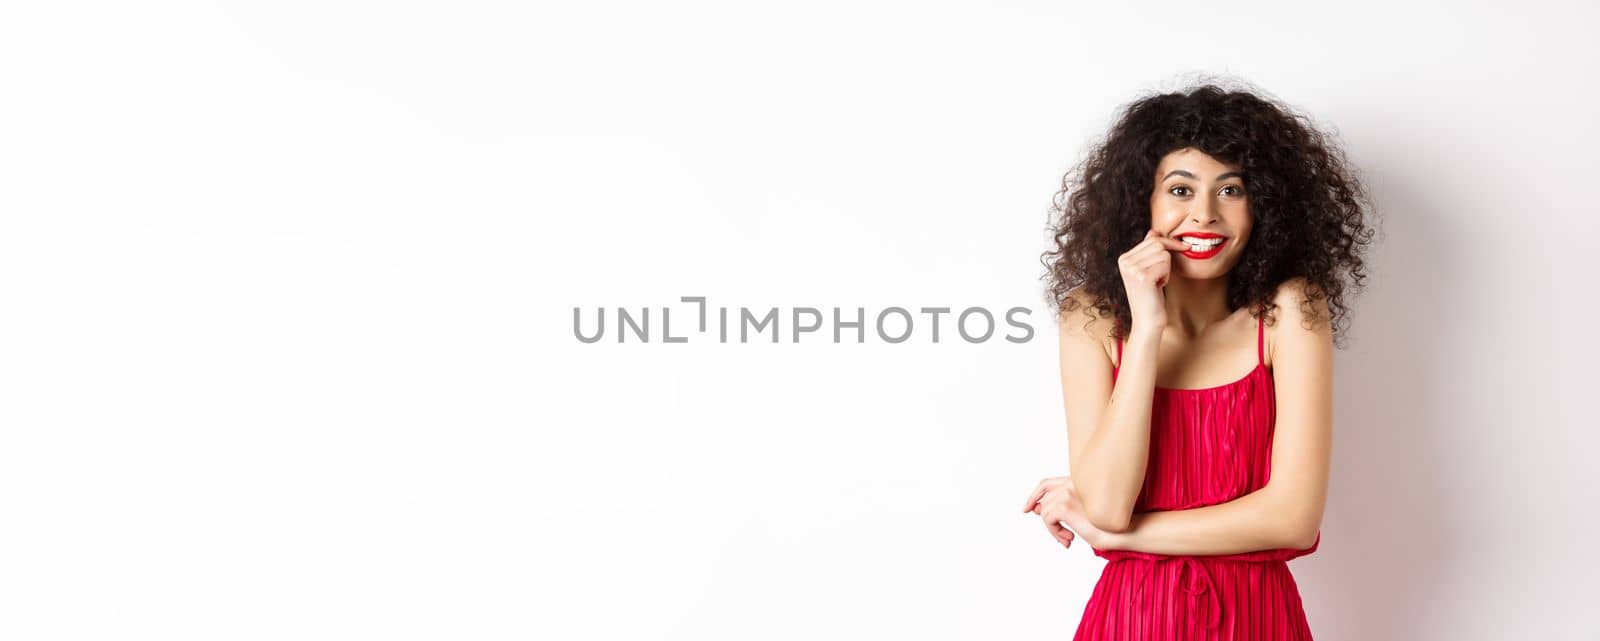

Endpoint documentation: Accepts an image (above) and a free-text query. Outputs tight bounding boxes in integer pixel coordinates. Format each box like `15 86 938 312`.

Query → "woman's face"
1148 147 1253 281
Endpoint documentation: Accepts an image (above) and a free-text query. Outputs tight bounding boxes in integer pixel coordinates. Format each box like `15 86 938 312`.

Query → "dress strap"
1115 326 1123 370
1256 313 1265 367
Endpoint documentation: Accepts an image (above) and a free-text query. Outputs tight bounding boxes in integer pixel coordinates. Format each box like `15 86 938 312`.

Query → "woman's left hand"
1022 475 1115 550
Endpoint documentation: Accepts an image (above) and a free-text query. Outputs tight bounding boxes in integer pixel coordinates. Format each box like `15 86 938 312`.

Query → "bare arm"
1058 298 1162 533
1096 279 1333 554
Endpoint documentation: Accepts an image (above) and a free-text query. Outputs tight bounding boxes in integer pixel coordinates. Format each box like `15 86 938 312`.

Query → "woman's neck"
1160 275 1233 338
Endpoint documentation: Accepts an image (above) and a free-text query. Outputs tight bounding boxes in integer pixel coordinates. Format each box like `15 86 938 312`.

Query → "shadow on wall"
1294 142 1474 639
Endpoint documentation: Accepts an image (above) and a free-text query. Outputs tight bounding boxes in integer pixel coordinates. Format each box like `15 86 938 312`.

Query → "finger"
1135 239 1179 262
1135 259 1170 279
1022 481 1048 512
1125 232 1161 259
1048 520 1075 547
1033 477 1066 495
1157 236 1191 251
1137 266 1171 288
1137 241 1172 258
1131 236 1166 257
1135 253 1171 271
1149 229 1192 250
1024 482 1049 511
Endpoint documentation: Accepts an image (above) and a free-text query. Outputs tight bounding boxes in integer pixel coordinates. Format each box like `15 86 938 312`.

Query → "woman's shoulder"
1057 288 1120 363
1264 277 1334 367
1267 277 1333 327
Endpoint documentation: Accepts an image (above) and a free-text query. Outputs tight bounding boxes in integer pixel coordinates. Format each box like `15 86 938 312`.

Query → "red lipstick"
1174 232 1228 260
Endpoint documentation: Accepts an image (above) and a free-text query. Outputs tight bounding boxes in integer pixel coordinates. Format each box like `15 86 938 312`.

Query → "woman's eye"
1170 185 1244 197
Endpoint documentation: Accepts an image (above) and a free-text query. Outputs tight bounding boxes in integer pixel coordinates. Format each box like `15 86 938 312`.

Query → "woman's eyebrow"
1161 169 1244 182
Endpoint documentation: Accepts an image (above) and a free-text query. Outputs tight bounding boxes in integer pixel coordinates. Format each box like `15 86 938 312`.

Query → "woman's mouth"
1177 235 1227 259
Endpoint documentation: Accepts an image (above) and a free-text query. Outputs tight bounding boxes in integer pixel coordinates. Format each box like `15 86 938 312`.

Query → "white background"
2 1 1596 639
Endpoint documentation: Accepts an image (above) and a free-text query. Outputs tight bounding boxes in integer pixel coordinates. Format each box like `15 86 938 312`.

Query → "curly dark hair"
1041 79 1378 348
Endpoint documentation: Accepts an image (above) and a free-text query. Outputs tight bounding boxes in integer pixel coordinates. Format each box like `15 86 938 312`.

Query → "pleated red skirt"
1075 315 1321 640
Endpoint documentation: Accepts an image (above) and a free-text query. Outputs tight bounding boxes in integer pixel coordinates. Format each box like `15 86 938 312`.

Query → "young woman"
1021 82 1376 640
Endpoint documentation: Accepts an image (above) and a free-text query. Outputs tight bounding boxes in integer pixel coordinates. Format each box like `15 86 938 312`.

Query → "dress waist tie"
1130 556 1223 631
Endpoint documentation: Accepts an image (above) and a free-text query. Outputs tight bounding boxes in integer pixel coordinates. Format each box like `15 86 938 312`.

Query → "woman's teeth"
1182 237 1224 250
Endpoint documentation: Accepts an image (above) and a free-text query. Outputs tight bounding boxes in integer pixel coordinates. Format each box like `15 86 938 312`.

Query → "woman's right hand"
1118 229 1191 330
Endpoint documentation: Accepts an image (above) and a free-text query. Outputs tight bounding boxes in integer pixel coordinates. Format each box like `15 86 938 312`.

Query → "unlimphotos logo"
574 296 1037 344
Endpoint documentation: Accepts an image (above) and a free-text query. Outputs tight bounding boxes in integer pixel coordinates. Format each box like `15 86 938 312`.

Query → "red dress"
1073 314 1321 641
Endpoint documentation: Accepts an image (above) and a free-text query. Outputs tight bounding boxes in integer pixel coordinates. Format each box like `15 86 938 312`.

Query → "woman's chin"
1172 267 1230 282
